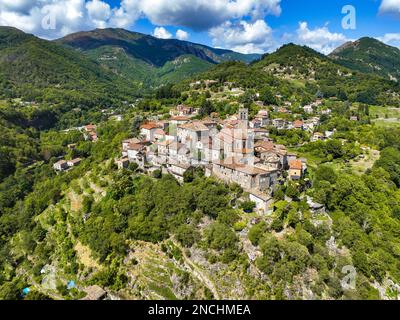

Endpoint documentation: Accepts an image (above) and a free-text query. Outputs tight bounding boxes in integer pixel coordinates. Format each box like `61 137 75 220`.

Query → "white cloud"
153 26 172 39
209 19 275 54
379 0 400 15
296 21 348 54
377 33 400 47
86 0 111 28
0 0 96 38
1 0 36 14
176 29 189 41
138 0 281 30
0 0 283 39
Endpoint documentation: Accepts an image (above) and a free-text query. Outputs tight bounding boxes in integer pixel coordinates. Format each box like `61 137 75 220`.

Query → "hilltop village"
116 99 331 213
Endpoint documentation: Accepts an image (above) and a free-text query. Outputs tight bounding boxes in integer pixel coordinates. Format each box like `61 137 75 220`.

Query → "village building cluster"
117 106 309 213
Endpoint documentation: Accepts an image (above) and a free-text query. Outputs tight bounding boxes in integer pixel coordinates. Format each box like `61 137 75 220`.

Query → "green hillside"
329 37 400 82
185 43 400 106
0 27 135 105
56 28 259 87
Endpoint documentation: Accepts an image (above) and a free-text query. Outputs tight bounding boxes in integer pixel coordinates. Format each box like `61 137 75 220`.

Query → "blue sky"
0 0 399 54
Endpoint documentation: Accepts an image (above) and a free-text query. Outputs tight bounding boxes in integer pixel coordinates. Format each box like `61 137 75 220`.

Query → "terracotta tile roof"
127 143 145 151
140 122 159 130
255 141 274 151
123 138 141 144
293 120 304 128
84 124 97 131
179 121 209 132
289 159 303 170
171 116 190 121
257 110 269 117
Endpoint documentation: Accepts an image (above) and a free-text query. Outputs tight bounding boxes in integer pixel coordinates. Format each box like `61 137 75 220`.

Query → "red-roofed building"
289 159 304 180
140 122 160 141
293 120 304 130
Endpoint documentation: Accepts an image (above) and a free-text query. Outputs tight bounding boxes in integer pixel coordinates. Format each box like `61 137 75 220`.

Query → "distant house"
254 110 269 127
170 116 190 127
293 120 304 130
311 132 324 142
122 138 142 157
250 118 262 129
54 160 68 171
127 143 147 166
88 131 98 142
288 159 303 180
325 130 335 139
81 285 107 301
115 157 129 169
249 190 272 214
212 158 274 191
165 161 190 182
277 107 289 114
67 158 82 167
320 108 331 115
83 124 98 142
170 104 196 117
303 105 313 114
177 121 209 146
84 124 97 133
153 128 166 142
272 118 286 130
140 122 159 141
350 116 358 121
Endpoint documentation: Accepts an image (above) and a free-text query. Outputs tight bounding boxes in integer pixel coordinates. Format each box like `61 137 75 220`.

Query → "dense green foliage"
1 29 400 300
56 28 258 87
329 37 400 81
0 27 135 104
180 43 400 107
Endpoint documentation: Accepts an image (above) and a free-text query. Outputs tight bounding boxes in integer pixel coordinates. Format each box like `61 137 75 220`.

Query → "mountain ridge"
55 28 260 87
329 37 400 82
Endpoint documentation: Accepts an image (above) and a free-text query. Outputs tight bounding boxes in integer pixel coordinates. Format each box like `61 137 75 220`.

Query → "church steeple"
238 107 248 121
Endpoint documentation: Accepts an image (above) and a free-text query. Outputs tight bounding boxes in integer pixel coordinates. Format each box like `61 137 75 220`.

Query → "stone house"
288 159 303 180
54 160 68 171
212 158 272 191
140 122 160 142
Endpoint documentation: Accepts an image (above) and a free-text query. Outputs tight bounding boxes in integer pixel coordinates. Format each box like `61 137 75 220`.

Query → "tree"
205 222 238 251
199 98 214 117
175 224 200 247
260 87 277 105
248 222 268 246
183 167 204 183
131 116 143 136
241 201 256 213
374 147 400 187
314 165 337 184
152 169 162 179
